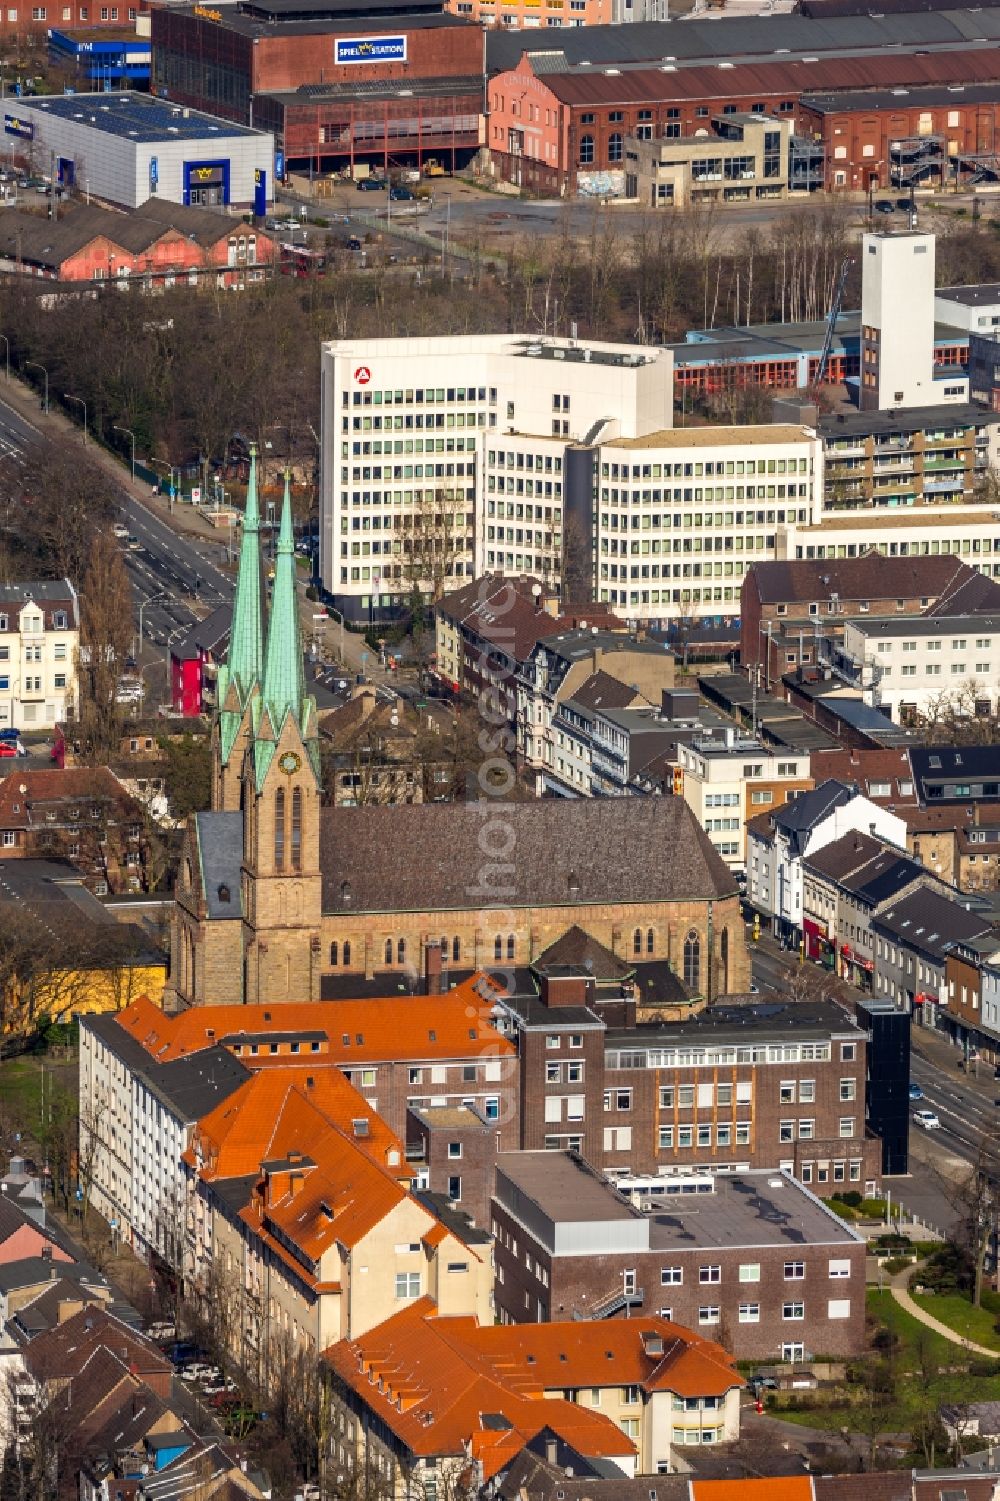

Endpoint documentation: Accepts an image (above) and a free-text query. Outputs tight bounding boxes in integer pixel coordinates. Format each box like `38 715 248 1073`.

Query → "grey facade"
8 93 274 210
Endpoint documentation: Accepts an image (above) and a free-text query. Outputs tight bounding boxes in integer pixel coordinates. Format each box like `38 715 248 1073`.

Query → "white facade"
0 585 78 730
677 737 810 868
594 423 822 623
841 616 1000 721
318 334 674 622
934 286 1000 335
748 789 906 936
79 1016 244 1264
860 230 935 411
9 93 273 209
778 505 1000 579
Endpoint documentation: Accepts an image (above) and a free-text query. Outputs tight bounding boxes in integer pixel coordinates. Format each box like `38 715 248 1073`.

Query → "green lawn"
910 1291 1000 1352
0 1054 77 1138
773 1291 1000 1438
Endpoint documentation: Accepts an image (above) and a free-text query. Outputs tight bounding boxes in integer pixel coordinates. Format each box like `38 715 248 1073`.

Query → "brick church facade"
166 457 748 1011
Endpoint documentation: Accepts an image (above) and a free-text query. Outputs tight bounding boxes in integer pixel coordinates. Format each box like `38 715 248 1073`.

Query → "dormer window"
0 616 7 631
53 611 67 629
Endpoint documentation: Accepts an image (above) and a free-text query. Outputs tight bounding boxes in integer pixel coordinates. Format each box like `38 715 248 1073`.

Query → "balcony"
923 477 967 495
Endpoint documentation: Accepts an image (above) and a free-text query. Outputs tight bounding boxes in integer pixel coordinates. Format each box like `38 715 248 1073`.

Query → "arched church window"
291 787 302 872
494 934 503 961
385 939 393 964
633 927 642 956
343 939 351 967
398 938 406 964
506 934 515 961
330 942 338 966
274 787 285 871
453 936 461 962
683 931 701 992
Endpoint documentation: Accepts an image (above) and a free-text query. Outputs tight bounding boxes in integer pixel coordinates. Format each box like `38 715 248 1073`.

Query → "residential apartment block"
821 405 993 511
0 581 78 732
491 1152 866 1360
79 1010 250 1261
185 1069 492 1384
740 555 985 689
748 779 907 947
676 734 812 868
324 1302 743 1490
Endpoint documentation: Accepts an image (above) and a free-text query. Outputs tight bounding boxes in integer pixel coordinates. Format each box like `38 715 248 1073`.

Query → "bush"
883 1256 913 1275
835 1190 863 1209
969 1359 1000 1378
921 1242 974 1297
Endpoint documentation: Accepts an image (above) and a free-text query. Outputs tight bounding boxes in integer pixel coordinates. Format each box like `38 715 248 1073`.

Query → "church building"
167 457 747 1010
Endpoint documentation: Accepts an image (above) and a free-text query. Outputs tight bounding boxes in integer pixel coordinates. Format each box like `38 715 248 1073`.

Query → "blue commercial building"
48 28 151 88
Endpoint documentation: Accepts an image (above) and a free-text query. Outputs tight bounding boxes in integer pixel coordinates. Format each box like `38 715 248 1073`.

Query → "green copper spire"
261 471 305 736
217 448 265 767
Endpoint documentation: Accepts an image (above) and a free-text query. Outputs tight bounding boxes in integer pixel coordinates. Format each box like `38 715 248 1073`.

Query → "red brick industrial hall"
151 0 485 177
483 7 1000 197
151 0 1000 186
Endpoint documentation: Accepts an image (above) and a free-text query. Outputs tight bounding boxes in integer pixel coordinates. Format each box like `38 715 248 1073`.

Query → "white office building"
860 230 968 410
318 334 674 624
592 423 822 622
834 615 1000 722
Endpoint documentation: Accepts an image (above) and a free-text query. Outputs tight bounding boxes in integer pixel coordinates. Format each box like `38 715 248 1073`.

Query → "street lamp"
25 360 47 413
113 424 135 481
147 457 179 510
64 392 87 443
0 334 8 383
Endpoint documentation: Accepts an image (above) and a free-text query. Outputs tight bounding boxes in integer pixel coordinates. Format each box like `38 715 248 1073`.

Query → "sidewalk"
0 368 231 547
889 1264 999 1356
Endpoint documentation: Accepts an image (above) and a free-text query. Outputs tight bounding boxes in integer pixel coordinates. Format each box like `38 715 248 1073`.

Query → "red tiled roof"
693 1482 813 1501
809 749 918 806
437 574 622 665
325 1299 638 1471
0 766 141 831
116 975 513 1065
190 1067 406 1182
325 1303 741 1468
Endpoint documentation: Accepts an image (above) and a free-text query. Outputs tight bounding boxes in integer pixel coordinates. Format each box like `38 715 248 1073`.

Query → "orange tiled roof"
190 1067 406 1182
325 1302 741 1468
115 974 512 1065
692 1481 813 1501
325 1299 636 1470
240 1096 411 1259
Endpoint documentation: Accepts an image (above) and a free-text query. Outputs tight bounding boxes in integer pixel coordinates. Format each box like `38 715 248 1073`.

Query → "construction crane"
811 256 853 393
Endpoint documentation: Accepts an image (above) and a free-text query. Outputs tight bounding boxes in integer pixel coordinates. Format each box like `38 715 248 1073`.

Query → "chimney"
425 939 443 992
592 647 603 674
289 1172 304 1199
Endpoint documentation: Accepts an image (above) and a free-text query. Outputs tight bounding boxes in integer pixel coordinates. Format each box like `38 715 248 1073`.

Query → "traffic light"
752 915 760 942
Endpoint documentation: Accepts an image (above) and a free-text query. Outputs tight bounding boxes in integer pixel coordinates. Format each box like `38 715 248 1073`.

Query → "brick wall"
492 1199 867 1359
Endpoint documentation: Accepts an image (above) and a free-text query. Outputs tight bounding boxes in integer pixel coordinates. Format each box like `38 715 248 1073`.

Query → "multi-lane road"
0 389 236 661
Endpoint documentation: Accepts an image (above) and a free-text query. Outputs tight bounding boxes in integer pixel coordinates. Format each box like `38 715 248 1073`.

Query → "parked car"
913 1108 941 1130
389 185 413 201
0 727 21 742
356 176 386 192
0 740 24 758
896 197 914 211
908 1083 924 1100
875 200 895 215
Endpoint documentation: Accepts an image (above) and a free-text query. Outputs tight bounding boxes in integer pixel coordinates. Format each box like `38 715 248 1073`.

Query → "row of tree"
4 208 1000 476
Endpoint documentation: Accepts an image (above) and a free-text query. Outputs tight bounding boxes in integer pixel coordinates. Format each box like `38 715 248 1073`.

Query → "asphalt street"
749 936 978 1235
0 386 237 677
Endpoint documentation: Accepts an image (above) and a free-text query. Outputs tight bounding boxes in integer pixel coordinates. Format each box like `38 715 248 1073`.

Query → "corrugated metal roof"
486 7 1000 75
538 46 1000 106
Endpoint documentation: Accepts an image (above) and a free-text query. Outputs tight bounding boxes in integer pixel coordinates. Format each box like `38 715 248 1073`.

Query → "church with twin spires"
166 457 746 1012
